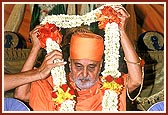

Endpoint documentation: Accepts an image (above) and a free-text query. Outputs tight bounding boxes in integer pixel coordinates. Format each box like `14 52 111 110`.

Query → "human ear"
100 60 103 69
68 57 71 71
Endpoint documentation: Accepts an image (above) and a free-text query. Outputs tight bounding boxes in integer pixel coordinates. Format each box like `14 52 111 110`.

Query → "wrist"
120 29 126 34
31 46 41 52
124 57 145 67
37 68 43 80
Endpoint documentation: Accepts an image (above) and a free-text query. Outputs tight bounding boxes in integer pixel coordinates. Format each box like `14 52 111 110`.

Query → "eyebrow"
74 62 97 67
74 62 82 66
88 63 97 67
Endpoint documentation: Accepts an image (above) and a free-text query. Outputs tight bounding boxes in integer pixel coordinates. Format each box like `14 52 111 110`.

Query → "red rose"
140 59 145 67
60 84 68 92
105 75 113 82
51 91 57 98
114 77 124 85
68 89 75 95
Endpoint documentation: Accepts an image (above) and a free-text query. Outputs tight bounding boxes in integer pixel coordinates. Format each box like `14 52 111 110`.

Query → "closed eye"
75 63 83 70
88 64 96 71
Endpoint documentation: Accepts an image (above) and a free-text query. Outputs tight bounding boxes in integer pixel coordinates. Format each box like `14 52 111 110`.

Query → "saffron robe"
29 74 127 111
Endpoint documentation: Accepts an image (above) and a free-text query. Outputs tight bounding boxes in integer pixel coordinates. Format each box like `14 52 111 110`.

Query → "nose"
82 67 88 78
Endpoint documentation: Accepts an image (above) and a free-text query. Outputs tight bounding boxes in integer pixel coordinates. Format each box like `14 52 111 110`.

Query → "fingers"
38 60 67 80
30 28 40 37
54 61 67 67
43 50 66 68
29 25 43 38
113 5 130 18
45 50 63 61
39 50 66 79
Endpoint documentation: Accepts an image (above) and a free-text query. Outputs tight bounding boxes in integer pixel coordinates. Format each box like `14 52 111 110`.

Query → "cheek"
71 66 100 80
90 68 101 79
89 72 99 80
71 67 81 80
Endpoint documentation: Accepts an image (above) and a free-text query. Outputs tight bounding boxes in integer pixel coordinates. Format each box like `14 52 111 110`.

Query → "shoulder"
31 76 53 87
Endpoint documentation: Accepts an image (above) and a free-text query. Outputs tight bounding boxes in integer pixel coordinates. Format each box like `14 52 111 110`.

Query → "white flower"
41 4 125 111
46 38 61 53
46 38 75 111
101 22 121 78
59 100 76 111
102 90 119 111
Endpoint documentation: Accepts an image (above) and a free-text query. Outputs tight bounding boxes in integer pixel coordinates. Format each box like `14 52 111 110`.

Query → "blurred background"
3 3 165 111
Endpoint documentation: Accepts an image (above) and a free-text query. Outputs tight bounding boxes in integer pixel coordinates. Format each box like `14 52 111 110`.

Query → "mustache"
77 76 91 81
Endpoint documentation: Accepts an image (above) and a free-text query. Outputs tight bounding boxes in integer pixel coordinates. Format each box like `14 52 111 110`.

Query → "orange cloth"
29 74 127 111
69 73 127 111
118 74 127 111
70 32 104 61
69 77 103 111
29 76 55 111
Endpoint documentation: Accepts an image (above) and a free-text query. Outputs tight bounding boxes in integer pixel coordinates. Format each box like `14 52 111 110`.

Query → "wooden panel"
18 4 32 47
4 4 32 47
4 4 14 27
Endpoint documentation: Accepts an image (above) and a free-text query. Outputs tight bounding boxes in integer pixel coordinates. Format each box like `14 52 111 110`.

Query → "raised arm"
14 26 42 101
116 6 143 93
14 25 66 101
5 50 64 92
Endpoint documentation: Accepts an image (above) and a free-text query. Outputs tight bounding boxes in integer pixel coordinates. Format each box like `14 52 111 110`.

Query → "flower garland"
40 4 125 111
38 4 56 22
38 23 76 111
96 6 123 111
101 75 124 111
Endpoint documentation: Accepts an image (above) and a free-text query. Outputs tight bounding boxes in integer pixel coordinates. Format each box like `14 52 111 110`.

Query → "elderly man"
14 5 143 111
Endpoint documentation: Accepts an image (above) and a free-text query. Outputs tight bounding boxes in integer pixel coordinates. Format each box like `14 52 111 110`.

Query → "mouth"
79 78 90 83
75 77 94 90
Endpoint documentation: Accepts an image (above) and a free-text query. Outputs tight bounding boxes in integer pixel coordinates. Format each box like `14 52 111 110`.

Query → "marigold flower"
38 22 62 48
96 6 121 30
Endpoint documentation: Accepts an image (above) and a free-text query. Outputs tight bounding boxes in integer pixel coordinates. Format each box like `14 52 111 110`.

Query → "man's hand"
38 50 67 79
